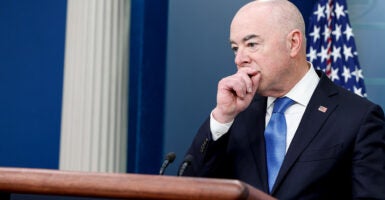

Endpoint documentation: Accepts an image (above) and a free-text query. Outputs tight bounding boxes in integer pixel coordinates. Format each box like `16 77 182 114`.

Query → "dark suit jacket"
183 70 385 199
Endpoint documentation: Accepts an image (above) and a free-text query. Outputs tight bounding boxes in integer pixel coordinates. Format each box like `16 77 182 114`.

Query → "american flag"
307 0 366 97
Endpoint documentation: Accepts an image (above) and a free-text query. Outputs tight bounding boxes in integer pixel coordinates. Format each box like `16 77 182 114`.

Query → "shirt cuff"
210 111 234 141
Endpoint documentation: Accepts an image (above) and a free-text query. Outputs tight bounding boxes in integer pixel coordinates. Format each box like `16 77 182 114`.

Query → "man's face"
229 6 292 97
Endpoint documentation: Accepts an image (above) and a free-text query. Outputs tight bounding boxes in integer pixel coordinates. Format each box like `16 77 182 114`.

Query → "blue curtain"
128 0 169 174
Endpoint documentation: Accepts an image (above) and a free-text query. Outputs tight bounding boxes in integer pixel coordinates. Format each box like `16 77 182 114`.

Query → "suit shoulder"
335 85 375 106
333 84 385 118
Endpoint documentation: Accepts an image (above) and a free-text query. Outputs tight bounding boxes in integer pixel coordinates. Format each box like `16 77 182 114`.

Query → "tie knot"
273 97 294 113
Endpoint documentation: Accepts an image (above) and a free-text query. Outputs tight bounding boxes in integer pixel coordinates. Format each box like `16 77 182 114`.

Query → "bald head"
233 0 306 41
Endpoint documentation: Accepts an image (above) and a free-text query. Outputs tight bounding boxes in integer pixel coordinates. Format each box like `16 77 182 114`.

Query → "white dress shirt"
210 64 320 152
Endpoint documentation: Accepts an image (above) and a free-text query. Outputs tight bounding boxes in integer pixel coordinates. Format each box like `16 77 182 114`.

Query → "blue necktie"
265 97 294 192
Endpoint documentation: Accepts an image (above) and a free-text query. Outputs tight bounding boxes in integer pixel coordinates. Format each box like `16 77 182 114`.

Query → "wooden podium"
0 167 275 200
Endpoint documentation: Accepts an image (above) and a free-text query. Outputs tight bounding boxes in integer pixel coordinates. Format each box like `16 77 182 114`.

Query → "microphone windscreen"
165 152 176 163
184 154 193 163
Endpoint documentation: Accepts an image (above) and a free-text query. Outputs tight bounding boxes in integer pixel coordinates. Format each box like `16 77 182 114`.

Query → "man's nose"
234 48 251 67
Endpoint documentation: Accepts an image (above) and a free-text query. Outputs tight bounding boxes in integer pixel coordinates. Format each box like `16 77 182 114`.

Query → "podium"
0 167 275 200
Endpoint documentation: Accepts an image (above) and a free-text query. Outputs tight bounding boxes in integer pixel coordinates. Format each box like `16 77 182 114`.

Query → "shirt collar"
267 62 320 109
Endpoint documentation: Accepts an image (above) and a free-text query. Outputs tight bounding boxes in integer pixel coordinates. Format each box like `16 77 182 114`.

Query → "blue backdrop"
0 0 66 169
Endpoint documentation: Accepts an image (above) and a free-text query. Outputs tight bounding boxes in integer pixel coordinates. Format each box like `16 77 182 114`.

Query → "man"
182 0 385 199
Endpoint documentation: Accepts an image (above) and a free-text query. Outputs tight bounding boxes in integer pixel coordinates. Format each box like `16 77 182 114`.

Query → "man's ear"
287 29 303 57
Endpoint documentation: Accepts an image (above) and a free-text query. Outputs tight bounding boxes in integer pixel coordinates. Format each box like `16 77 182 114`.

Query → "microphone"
159 152 176 175
177 154 193 176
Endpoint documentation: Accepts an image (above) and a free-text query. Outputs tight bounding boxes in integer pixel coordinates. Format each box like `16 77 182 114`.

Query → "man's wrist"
212 107 235 123
210 110 234 141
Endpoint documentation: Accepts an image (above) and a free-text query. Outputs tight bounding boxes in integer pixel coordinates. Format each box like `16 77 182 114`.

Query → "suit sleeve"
182 117 233 178
352 104 385 199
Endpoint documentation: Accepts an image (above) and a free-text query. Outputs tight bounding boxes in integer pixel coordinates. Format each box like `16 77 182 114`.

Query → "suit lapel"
246 95 269 193
272 72 339 193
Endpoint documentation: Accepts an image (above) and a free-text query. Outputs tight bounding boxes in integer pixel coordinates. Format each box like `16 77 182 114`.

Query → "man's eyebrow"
230 34 260 45
243 34 258 42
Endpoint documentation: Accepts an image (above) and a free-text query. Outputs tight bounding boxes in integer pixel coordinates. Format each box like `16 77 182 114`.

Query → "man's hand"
212 68 260 123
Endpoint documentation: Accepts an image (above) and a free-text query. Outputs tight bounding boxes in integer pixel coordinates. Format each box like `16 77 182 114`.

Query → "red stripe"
325 0 334 77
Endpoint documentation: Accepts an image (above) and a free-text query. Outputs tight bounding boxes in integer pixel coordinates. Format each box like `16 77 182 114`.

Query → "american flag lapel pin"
318 106 328 113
